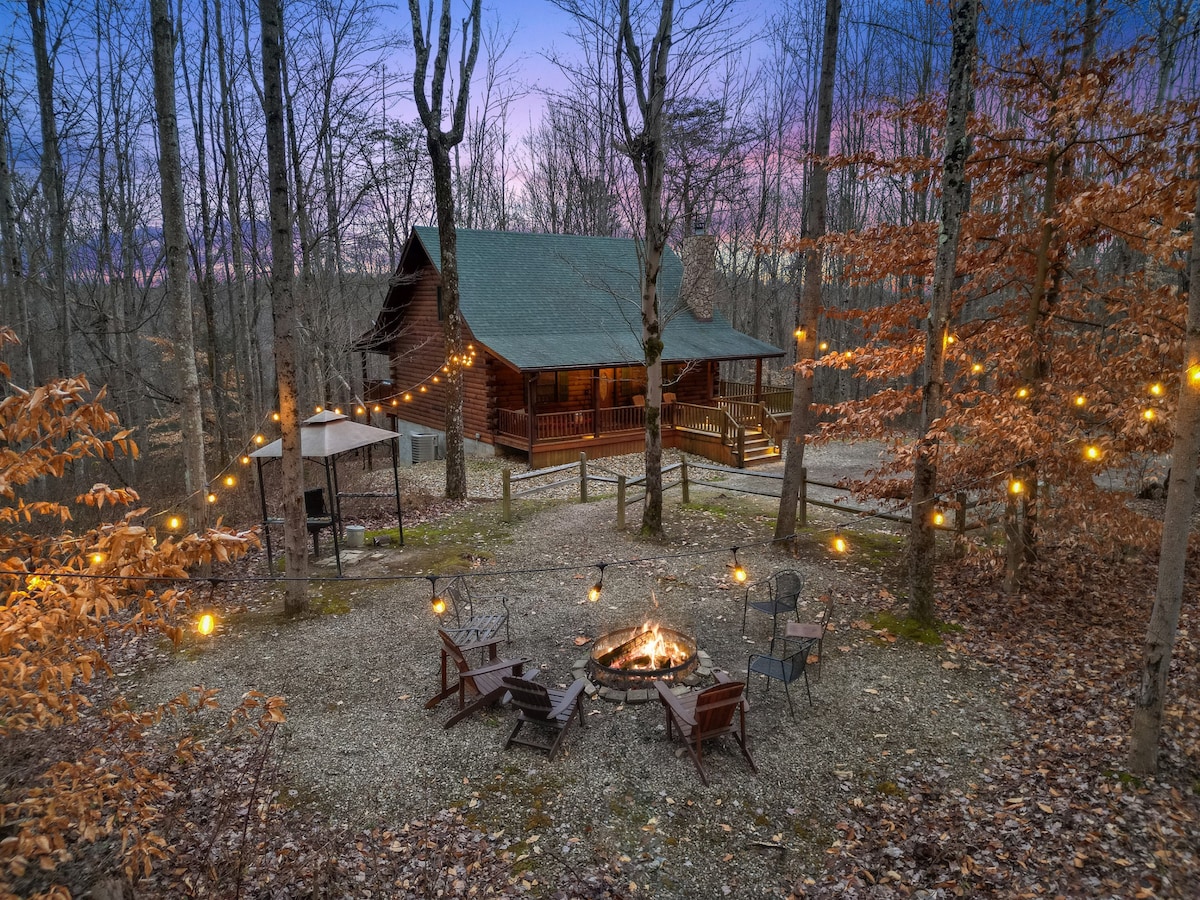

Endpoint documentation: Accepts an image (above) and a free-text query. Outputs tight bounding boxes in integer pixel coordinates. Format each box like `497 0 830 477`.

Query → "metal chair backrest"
772 571 804 609
693 681 746 736
304 487 327 518
445 577 470 627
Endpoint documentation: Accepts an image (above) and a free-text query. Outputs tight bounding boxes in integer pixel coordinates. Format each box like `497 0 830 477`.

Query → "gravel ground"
137 446 1010 898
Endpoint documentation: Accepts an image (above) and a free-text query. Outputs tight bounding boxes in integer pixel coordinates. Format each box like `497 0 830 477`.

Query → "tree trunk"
406 0 481 503
0 89 32 386
776 0 840 542
1128 162 1200 775
908 0 979 624
26 0 71 377
260 0 308 614
150 0 209 533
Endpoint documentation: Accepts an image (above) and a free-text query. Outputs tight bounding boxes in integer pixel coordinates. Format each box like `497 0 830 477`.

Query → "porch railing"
498 404 644 442
717 380 793 415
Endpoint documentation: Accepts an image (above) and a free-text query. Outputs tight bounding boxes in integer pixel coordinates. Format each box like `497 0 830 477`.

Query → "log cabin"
356 227 788 468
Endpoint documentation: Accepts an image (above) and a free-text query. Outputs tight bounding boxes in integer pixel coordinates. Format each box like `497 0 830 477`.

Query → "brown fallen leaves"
809 546 1200 898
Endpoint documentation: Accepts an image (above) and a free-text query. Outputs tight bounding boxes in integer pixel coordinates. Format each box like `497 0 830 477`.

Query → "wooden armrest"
654 680 696 727
546 679 586 719
463 656 529 678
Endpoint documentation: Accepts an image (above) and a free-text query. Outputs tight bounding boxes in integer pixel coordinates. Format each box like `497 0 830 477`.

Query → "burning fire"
595 621 689 672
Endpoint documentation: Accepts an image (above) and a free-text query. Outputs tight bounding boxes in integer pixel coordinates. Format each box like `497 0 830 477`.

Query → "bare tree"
776 0 841 542
150 0 209 532
1129 161 1200 774
406 0 482 502
260 0 308 614
908 0 980 624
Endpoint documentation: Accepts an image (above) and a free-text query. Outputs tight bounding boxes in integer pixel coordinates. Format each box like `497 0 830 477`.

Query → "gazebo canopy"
250 411 404 577
250 410 401 459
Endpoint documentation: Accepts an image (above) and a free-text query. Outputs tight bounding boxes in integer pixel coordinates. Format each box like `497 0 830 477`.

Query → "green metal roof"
411 227 784 371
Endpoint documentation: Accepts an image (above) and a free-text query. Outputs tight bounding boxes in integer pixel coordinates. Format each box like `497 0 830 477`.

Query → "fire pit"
587 623 700 692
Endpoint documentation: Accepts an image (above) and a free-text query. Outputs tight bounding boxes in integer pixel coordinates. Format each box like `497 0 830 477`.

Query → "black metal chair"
785 595 834 682
746 640 814 719
303 487 334 555
741 570 804 640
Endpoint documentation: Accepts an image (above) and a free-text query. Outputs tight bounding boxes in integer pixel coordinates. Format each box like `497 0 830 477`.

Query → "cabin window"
616 367 646 405
536 371 569 403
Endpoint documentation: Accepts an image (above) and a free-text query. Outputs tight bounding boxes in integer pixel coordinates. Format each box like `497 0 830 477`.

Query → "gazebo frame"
250 411 405 576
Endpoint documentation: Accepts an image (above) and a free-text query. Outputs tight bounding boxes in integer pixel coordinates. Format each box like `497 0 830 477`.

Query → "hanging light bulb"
356 406 365 416
1074 395 1087 408
1189 364 1200 385
1016 387 1030 400
241 455 251 465
419 385 427 393
818 341 829 352
971 362 984 374
588 563 606 602
391 399 399 406
207 491 218 504
90 552 104 565
272 412 281 422
831 529 848 554
428 575 446 616
167 515 182 531
404 393 412 401
794 327 806 341
1008 477 1024 495
254 434 265 444
1149 382 1164 397
432 376 440 383
373 404 382 413
1142 408 1156 421
1084 444 1102 461
315 405 323 413
728 548 748 584
334 407 343 415
223 474 236 488
197 612 215 636
932 510 945 527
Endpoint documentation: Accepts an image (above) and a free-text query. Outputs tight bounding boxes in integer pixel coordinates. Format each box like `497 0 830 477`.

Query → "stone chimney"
680 220 716 322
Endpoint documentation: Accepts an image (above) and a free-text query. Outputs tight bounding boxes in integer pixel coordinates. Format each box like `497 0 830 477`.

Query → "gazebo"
249 411 405 576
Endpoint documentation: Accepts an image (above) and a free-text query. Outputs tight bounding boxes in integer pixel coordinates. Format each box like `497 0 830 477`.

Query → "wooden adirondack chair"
426 629 529 729
653 671 757 786
501 676 587 760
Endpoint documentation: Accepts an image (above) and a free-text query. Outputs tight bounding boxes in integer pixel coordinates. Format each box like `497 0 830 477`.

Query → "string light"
241 455 251 465
971 363 984 374
728 548 748 583
196 612 215 636
90 552 104 565
167 515 182 531
334 407 343 415
373 404 382 413
1142 408 1156 421
254 434 265 445
1189 364 1200 385
315 405 323 413
831 529 848 554
356 406 365 416
1149 382 1164 397
1074 395 1087 408
272 412 281 422
588 562 606 602
428 575 446 616
1016 387 1030 400
207 491 218 504
794 328 806 340
223 475 236 488
818 341 829 352
932 510 945 526
1084 444 1102 461
1008 477 1025 495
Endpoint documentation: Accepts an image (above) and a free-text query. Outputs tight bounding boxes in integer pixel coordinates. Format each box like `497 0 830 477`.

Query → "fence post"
579 452 588 503
954 490 968 558
502 469 511 522
737 426 746 468
680 455 689 504
799 466 808 528
617 475 626 529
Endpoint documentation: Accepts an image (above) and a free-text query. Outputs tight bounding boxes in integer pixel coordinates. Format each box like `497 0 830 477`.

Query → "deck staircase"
739 428 781 465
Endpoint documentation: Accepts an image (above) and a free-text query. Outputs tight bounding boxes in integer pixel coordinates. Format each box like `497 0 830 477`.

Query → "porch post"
524 372 538 460
592 368 600 437
754 358 763 403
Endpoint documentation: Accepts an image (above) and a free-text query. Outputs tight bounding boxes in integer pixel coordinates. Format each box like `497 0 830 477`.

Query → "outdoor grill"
587 623 699 692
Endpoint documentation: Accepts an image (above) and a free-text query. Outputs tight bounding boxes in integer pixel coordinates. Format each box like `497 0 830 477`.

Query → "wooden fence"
501 452 990 544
